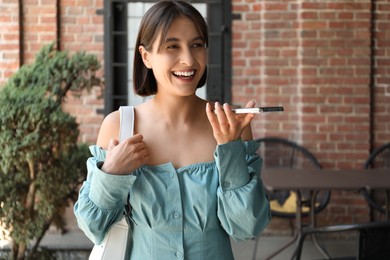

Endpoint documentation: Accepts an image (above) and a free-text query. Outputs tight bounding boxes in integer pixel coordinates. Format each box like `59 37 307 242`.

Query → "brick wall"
0 0 20 85
1 0 389 234
0 0 105 143
58 0 104 144
375 0 390 143
232 0 390 232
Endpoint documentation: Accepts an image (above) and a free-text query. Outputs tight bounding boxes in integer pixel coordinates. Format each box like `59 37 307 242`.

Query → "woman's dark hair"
133 0 208 96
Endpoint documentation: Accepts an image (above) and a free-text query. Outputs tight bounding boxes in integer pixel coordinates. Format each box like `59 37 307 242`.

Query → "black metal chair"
295 221 390 260
252 137 331 259
362 143 390 220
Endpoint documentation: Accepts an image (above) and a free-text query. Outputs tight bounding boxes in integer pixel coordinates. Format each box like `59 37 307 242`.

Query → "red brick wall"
1 0 389 234
23 0 57 63
375 0 390 144
232 0 390 232
59 0 104 143
0 0 20 85
0 0 104 143
233 1 372 165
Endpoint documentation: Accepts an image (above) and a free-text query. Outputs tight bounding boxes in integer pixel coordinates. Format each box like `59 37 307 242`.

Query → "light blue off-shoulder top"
74 139 271 260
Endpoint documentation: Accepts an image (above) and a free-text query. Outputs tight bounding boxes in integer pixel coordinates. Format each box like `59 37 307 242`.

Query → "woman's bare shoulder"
96 110 120 149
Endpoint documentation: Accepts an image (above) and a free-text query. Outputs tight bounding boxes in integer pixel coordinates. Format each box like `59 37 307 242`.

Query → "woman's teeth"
173 71 195 77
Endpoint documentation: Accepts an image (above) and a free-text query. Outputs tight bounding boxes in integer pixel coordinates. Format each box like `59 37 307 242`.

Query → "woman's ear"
139 46 152 69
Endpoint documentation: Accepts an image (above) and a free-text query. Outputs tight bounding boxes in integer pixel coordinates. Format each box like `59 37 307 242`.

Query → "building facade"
1 0 389 234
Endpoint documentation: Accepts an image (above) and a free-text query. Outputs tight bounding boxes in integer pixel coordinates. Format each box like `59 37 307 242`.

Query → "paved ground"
232 235 356 260
1 230 357 260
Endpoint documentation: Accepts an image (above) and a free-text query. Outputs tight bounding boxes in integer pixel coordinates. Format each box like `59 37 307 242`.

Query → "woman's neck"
150 95 205 125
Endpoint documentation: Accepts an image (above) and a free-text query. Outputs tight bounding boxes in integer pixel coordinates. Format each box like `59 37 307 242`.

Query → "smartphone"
232 106 284 114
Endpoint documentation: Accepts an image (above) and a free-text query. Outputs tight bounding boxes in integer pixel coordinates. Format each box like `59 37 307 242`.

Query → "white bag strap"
118 106 134 216
119 106 134 142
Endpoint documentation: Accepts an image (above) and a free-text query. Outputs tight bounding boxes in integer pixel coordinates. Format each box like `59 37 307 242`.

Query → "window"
103 0 231 114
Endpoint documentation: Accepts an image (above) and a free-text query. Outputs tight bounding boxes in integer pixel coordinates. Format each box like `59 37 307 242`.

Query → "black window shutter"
206 0 232 104
103 0 128 115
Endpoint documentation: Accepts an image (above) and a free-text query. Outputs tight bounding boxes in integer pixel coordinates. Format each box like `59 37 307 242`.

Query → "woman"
74 1 271 259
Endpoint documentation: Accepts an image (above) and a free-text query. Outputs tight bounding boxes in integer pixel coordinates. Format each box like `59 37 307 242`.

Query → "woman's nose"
180 48 195 66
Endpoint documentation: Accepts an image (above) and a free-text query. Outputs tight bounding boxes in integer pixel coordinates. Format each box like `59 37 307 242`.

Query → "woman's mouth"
172 70 196 80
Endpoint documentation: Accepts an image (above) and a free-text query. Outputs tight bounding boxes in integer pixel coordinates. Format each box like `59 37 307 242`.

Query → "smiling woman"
74 1 271 259
104 1 231 111
134 4 208 97
137 16 207 98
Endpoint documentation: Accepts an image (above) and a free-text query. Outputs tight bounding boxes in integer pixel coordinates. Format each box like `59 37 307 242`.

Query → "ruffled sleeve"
215 139 271 241
73 145 136 245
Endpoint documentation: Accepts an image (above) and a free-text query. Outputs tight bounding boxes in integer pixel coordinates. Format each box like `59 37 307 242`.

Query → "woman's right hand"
101 134 149 175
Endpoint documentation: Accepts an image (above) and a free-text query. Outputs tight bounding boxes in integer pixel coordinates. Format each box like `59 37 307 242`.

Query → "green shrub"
0 43 102 260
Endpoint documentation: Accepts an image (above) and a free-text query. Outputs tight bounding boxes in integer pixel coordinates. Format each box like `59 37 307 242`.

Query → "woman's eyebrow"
165 37 179 43
164 36 204 43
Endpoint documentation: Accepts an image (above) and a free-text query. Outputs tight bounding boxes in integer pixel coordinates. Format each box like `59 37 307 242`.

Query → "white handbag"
89 106 135 260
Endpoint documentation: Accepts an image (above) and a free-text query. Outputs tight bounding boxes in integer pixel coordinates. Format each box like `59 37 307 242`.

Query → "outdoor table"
262 168 390 259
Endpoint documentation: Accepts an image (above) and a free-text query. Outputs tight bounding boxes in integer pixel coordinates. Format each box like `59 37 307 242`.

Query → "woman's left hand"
206 100 256 145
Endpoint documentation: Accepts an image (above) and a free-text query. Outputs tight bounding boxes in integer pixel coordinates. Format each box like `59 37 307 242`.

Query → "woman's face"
139 16 207 98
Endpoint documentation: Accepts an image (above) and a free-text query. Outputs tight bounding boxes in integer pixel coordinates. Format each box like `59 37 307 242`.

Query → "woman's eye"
193 43 204 48
167 45 178 49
